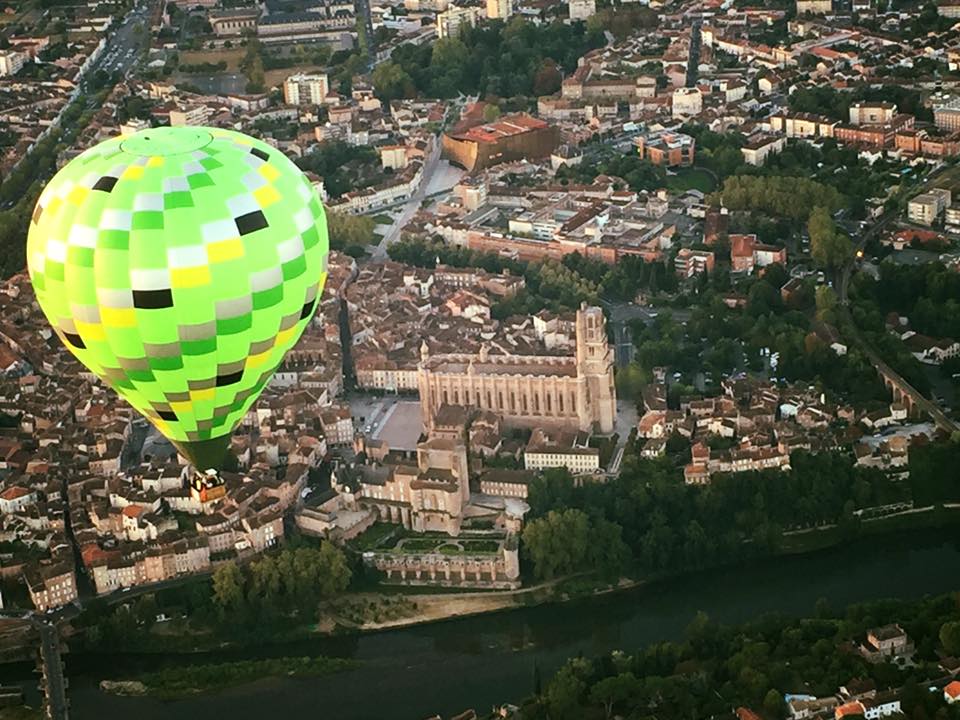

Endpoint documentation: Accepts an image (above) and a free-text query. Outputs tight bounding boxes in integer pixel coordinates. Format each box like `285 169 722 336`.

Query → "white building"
437 6 479 39
283 73 329 106
568 0 596 20
380 145 408 170
0 486 36 514
120 118 151 136
486 0 512 19
168 105 211 127
405 0 449 10
796 0 832 13
329 162 424 215
741 135 786 166
524 429 601 475
0 50 27 77
849 101 896 126
907 188 951 225
672 87 703 119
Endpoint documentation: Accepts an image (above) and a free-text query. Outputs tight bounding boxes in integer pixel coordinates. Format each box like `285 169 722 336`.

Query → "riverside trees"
211 545 352 624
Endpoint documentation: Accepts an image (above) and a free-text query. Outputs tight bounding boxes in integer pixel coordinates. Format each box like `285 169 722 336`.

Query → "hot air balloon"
26 126 329 470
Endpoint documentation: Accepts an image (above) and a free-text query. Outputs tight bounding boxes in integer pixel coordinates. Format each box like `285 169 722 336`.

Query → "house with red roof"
0 485 36 514
730 233 787 273
944 680 960 704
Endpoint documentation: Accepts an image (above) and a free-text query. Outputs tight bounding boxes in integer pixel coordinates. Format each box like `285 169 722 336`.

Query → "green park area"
666 166 717 193
397 537 502 555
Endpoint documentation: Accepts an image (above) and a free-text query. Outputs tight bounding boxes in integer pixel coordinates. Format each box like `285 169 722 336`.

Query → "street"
88 0 153 82
371 140 444 260
36 620 67 720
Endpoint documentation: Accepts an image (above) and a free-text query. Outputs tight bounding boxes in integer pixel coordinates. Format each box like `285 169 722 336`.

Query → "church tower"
575 304 616 434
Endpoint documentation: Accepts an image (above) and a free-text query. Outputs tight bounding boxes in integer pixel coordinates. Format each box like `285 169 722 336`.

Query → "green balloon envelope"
26 127 329 469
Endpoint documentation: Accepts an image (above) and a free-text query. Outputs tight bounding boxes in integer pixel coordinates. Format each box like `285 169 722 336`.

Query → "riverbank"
324 575 638 632
61 507 960 660
58 526 960 720
779 503 960 554
324 506 960 634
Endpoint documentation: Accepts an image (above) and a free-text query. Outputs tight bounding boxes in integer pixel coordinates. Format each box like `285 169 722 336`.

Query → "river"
14 527 960 720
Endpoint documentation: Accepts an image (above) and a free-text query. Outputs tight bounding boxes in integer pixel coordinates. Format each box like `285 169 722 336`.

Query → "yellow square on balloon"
253 185 281 208
67 185 89 207
258 164 281 182
246 349 271 369
276 325 296 346
171 266 211 288
190 387 215 402
171 401 193 415
101 307 136 328
75 321 105 341
206 238 244 264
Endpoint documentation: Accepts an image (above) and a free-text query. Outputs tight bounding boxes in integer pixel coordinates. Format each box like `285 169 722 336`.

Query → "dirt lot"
263 64 327 89
179 47 246 71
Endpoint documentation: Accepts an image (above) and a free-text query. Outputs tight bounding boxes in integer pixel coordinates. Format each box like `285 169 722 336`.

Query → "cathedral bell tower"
575 303 616 434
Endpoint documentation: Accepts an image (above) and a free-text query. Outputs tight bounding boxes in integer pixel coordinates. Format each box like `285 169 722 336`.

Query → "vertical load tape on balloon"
26 127 330 470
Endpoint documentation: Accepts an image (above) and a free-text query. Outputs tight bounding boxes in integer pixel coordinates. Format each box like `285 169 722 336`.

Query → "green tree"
940 621 960 655
544 659 589 719
212 562 246 617
328 212 376 251
133 594 160 629
483 103 502 122
809 206 852 270
532 58 562 96
815 285 838 322
372 62 415 101
719 176 843 221
764 688 786 719
523 508 591 580
615 363 650 405
591 672 640 720
429 38 469 97
241 37 265 93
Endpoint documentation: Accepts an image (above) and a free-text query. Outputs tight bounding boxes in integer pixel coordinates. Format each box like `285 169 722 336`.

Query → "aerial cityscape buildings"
0 0 960 716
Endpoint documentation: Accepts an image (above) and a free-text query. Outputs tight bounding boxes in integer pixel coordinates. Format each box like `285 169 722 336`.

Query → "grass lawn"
666 167 717 194
371 214 394 226
399 538 441 552
349 522 401 551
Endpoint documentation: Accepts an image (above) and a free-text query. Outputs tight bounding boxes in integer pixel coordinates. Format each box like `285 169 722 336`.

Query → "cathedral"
418 304 617 435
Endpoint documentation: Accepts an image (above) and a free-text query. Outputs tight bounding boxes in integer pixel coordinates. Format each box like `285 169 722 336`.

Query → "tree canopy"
379 18 604 100
809 206 853 270
719 176 845 221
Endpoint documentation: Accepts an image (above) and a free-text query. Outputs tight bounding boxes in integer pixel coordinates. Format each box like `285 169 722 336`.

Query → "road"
355 0 376 58
86 0 153 84
371 140 444 260
686 21 702 88
35 619 68 720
